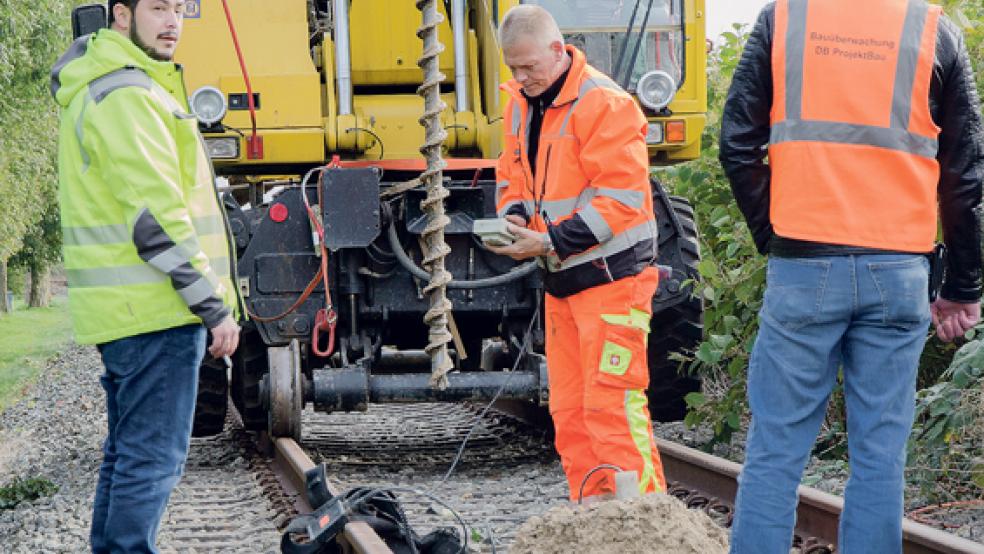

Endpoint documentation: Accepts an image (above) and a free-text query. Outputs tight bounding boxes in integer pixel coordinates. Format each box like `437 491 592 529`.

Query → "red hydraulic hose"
219 0 263 159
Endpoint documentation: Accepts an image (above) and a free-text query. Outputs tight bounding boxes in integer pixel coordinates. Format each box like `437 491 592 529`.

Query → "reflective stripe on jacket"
52 29 241 344
770 0 942 252
496 45 657 298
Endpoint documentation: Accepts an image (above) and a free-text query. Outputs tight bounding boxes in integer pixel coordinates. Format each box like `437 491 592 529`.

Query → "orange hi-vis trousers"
544 266 666 500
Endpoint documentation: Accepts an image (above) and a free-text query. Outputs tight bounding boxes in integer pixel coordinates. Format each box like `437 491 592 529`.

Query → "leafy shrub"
0 477 58 511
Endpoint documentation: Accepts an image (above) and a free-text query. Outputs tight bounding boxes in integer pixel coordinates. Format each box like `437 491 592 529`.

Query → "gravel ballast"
0 346 283 553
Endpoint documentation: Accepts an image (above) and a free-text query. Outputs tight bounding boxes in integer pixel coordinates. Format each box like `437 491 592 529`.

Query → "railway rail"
254 403 984 554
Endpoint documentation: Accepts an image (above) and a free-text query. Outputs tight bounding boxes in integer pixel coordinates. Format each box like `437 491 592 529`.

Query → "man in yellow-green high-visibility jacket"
51 1 243 551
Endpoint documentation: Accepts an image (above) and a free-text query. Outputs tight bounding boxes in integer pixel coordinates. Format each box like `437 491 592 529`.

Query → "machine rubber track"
648 183 704 422
191 356 229 437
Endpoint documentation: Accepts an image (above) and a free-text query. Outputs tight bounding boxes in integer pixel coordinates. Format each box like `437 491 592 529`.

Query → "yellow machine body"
175 0 707 170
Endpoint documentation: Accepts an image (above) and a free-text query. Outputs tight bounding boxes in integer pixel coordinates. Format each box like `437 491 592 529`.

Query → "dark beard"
129 19 171 61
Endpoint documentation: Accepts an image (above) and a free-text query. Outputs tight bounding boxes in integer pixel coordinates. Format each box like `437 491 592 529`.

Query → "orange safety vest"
770 0 942 252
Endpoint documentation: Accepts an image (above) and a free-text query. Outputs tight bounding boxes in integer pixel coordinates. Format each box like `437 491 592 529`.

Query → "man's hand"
209 315 240 358
486 222 548 261
503 215 527 228
931 298 981 342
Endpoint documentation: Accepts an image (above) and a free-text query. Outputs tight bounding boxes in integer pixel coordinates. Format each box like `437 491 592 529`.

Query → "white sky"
705 0 773 44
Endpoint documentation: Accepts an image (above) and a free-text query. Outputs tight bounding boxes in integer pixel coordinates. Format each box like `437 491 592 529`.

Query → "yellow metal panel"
665 0 707 115
175 0 322 128
349 1 456 85
210 128 327 169
350 93 458 160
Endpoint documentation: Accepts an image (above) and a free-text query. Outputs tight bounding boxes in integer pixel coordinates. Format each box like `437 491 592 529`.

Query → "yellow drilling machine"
70 0 707 440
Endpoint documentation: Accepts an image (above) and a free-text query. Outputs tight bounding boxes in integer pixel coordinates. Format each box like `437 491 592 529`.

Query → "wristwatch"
542 232 555 256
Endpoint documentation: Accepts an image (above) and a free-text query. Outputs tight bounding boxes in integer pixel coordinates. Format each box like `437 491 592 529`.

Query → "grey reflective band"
558 103 577 137
539 196 583 221
777 0 937 158
510 103 521 135
177 276 216 307
784 0 809 121
63 222 129 247
145 242 194 275
192 215 225 236
210 257 231 277
76 94 92 170
51 35 89 99
891 1 929 129
579 204 615 243
523 107 534 160
557 220 657 272
173 110 196 120
204 268 222 290
506 186 648 222
558 76 624 136
67 264 167 288
495 180 510 205
593 187 645 208
771 119 938 158
88 68 152 104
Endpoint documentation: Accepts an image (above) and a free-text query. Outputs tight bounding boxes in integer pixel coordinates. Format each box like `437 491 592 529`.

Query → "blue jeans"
91 324 206 554
730 255 930 554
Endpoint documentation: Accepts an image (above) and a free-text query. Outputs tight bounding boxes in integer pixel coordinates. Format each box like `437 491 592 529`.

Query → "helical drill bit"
415 0 454 389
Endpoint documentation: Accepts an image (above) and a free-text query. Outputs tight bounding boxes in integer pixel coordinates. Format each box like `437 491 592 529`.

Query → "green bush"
662 25 763 447
0 477 58 511
669 0 983 455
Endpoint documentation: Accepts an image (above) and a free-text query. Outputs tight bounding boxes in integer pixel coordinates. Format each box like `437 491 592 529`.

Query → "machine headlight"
645 123 664 145
190 86 227 126
205 137 240 159
636 70 677 111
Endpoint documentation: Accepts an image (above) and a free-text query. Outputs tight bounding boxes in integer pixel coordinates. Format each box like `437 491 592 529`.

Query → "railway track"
251 402 984 554
147 400 984 553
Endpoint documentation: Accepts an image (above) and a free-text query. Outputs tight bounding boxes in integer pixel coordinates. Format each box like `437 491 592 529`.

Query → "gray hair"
498 5 564 50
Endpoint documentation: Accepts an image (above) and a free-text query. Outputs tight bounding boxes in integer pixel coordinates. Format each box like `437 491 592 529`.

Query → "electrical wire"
345 127 385 160
441 299 542 484
577 463 624 505
336 485 472 554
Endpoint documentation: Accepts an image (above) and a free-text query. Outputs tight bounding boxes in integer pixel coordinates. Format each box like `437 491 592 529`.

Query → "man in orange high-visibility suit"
487 5 665 502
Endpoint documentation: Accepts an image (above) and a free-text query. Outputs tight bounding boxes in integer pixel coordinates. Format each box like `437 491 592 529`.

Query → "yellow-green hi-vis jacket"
51 29 243 345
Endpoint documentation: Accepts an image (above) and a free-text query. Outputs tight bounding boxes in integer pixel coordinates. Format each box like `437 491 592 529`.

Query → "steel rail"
656 438 984 554
269 436 394 554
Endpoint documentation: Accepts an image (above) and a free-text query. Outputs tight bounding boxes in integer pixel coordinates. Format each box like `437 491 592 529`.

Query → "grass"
0 296 73 413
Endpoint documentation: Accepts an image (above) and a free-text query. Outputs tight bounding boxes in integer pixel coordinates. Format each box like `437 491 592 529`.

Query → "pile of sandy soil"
510 493 729 554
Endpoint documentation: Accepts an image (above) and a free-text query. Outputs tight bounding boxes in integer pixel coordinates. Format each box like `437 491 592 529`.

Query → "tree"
0 0 77 312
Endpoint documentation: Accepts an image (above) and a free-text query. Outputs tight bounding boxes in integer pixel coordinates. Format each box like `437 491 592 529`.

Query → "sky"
705 0 772 44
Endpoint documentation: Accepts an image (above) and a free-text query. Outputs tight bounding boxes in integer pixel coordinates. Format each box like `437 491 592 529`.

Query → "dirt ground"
510 493 729 554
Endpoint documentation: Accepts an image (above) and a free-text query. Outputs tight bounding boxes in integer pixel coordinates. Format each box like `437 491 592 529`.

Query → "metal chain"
415 0 454 389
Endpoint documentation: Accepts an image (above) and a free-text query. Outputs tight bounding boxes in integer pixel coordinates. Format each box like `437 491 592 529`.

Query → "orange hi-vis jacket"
770 0 942 252
496 45 658 298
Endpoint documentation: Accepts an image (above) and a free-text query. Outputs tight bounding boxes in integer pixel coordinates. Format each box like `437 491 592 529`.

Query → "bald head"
498 5 564 50
499 5 570 97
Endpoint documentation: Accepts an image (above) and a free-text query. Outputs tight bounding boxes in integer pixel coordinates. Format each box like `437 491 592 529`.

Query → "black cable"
577 463 624 504
344 486 471 554
345 127 385 160
623 0 656 89
386 220 539 288
441 299 542 484
612 0 642 83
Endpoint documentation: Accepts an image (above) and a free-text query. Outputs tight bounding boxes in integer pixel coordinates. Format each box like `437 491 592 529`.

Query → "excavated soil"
511 493 729 554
